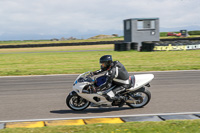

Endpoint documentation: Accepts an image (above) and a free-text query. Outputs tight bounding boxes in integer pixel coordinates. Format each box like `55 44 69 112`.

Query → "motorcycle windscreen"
95 76 108 87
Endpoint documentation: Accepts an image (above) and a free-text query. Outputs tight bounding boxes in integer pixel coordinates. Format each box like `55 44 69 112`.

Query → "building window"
137 20 156 30
126 21 131 30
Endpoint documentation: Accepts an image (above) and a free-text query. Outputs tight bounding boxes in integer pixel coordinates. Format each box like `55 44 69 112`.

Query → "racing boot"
118 96 127 107
103 93 126 107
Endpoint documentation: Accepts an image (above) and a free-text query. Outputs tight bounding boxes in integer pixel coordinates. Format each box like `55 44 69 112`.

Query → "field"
1 120 200 133
0 44 200 76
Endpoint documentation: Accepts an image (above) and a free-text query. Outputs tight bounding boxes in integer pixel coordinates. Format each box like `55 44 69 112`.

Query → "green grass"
0 44 200 76
0 44 113 53
1 120 200 133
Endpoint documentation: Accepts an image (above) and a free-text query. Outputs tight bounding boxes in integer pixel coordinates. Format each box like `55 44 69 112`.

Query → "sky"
0 0 200 40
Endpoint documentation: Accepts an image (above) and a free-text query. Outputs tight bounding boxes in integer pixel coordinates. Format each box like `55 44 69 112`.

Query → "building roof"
124 18 159 21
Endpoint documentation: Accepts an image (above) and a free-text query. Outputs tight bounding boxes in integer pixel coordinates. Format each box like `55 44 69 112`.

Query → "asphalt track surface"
0 70 200 122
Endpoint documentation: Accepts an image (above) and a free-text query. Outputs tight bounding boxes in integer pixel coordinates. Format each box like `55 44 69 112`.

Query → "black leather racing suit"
93 61 130 98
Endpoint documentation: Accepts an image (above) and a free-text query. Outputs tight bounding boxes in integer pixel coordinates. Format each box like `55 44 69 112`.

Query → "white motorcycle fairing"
73 82 112 106
128 74 154 91
66 71 154 111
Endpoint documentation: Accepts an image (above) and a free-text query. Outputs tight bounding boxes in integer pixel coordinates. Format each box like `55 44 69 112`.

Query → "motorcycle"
66 71 154 111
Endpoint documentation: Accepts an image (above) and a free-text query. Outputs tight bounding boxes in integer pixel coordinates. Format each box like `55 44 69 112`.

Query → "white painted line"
0 74 79 78
140 70 200 73
0 70 200 78
1 112 200 123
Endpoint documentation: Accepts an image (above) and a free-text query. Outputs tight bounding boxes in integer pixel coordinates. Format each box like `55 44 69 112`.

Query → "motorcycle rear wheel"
126 88 151 108
66 93 90 111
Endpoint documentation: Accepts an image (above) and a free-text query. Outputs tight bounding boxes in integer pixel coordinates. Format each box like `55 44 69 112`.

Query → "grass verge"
1 120 200 133
0 45 200 76
0 44 113 53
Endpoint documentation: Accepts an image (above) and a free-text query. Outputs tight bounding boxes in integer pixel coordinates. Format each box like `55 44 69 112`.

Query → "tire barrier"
115 38 200 51
0 41 123 49
141 42 155 51
114 42 155 51
155 37 200 51
114 42 131 51
1 37 200 51
154 44 200 51
154 44 186 51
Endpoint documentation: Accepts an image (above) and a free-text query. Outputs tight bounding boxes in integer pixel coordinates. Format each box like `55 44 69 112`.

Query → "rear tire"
66 93 90 111
127 88 151 108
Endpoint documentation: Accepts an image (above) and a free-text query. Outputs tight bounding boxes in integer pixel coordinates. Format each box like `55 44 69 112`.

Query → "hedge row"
188 31 200 35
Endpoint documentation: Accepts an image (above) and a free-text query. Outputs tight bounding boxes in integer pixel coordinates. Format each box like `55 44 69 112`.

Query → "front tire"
66 93 90 111
127 88 151 108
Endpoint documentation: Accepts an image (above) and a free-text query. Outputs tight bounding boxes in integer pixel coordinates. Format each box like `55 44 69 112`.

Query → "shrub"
188 30 200 35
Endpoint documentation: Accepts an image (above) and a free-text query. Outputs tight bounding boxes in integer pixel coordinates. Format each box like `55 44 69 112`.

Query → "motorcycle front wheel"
126 88 151 108
66 93 90 111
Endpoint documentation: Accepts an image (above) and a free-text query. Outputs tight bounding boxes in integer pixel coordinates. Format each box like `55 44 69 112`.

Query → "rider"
91 55 131 107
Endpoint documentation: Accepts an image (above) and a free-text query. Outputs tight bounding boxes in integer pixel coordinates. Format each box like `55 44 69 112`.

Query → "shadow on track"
50 107 139 114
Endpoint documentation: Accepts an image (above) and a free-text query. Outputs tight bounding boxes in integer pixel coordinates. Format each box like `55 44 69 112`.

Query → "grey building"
124 18 160 51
